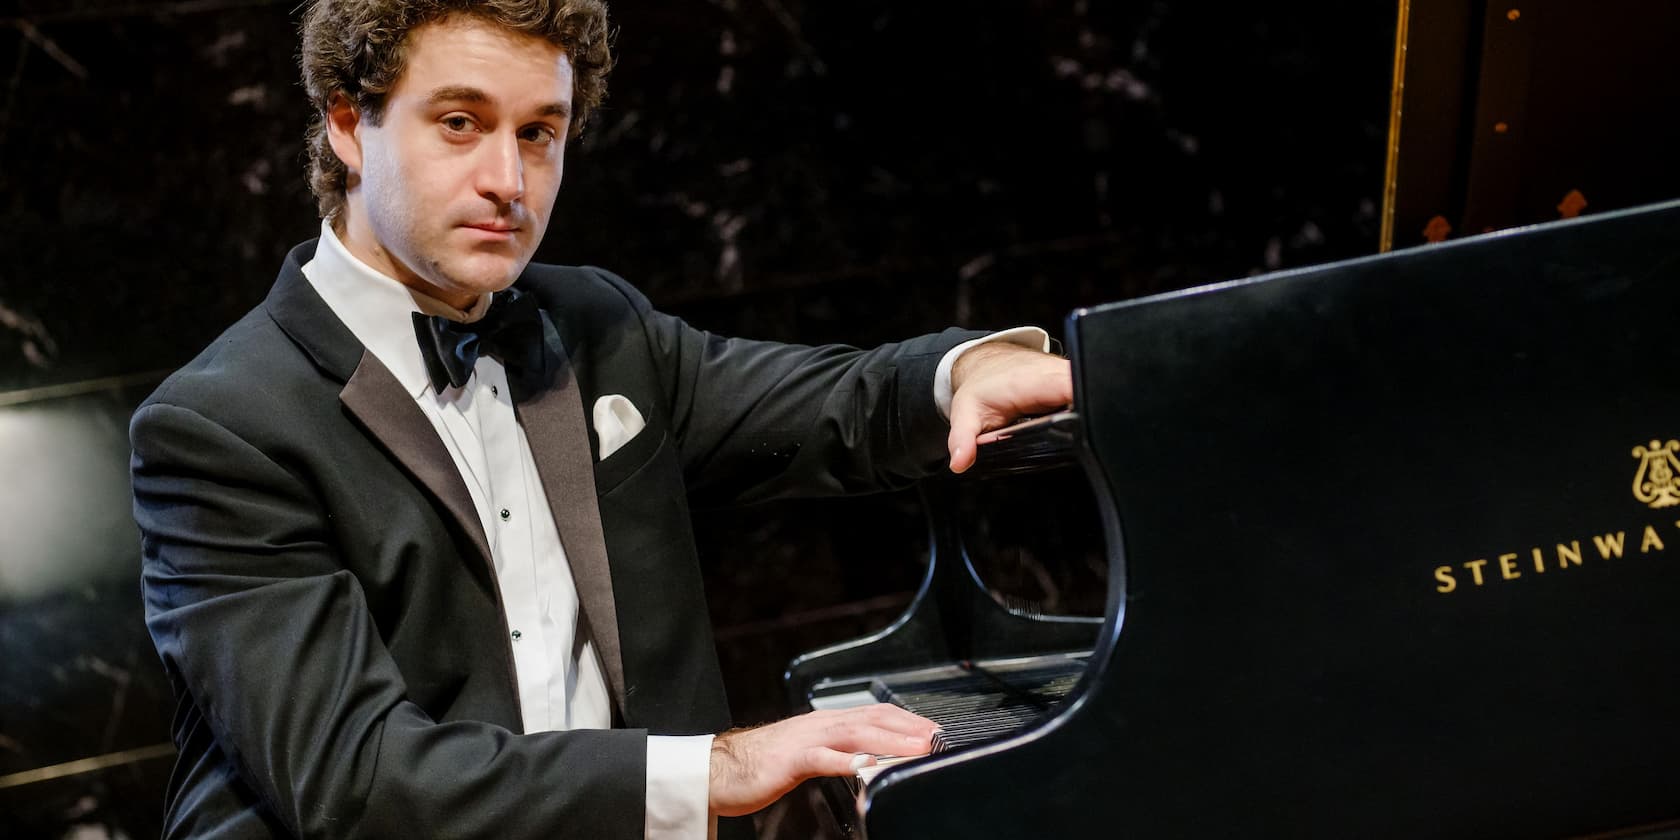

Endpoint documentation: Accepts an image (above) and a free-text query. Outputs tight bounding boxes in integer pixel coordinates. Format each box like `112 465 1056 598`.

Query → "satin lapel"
268 244 493 577
340 351 494 571
512 315 627 714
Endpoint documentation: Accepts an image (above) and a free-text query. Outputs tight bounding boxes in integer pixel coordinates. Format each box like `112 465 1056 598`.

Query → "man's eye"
442 116 473 132
520 126 557 145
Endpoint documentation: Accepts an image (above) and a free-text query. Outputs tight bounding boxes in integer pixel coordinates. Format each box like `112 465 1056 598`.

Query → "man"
129 1 1072 837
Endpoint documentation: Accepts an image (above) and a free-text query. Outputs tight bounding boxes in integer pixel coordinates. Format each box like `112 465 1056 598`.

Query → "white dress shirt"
300 220 1049 838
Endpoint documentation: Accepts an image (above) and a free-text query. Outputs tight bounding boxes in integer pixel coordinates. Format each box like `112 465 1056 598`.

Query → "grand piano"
785 199 1680 838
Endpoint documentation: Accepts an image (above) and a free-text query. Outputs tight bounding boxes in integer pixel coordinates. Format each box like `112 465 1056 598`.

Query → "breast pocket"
593 422 667 494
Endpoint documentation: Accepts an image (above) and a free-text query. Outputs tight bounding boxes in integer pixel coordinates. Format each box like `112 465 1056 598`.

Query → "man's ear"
324 92 364 174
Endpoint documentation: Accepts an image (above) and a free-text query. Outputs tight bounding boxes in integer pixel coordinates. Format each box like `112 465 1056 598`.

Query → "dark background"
0 0 1399 836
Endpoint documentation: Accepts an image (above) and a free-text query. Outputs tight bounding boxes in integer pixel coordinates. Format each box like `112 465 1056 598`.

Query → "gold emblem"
1632 440 1680 508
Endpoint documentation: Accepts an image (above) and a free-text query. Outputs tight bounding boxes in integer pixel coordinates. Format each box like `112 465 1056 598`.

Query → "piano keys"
810 651 1089 791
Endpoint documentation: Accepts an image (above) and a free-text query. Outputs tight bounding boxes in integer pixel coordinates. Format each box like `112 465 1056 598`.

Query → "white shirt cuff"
933 326 1053 419
645 734 715 840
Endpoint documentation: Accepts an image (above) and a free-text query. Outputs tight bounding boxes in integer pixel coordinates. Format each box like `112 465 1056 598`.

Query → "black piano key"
865 656 1087 754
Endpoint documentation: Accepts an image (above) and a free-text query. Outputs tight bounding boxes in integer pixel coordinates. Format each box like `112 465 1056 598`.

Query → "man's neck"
330 210 480 312
321 215 489 322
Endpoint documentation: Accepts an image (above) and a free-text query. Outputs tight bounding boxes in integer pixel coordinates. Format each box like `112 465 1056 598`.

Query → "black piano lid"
861 199 1680 838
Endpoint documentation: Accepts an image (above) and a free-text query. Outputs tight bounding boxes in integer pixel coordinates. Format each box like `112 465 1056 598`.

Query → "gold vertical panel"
1379 0 1412 253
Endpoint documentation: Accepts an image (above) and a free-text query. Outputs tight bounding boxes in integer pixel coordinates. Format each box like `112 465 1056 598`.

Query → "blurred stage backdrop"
0 0 1395 836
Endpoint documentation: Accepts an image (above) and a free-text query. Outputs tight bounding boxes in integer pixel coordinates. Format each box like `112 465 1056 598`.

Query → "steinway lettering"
1433 522 1675 594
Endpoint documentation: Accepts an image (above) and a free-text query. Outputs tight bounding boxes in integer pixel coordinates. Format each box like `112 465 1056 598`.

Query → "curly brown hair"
298 0 613 220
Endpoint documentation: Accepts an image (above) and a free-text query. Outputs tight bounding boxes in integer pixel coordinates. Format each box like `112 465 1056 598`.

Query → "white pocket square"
592 394 646 460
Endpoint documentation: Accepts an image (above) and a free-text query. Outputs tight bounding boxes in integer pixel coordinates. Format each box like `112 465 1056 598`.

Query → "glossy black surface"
860 202 1680 837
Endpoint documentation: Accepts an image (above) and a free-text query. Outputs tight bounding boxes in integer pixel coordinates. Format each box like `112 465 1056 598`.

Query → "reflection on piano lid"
787 200 1680 839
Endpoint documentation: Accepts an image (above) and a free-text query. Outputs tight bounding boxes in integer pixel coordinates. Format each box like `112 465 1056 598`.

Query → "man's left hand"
946 343 1072 473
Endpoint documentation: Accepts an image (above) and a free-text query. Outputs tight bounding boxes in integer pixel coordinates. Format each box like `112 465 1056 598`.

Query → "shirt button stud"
491 385 499 397
510 629 522 641
499 508 511 521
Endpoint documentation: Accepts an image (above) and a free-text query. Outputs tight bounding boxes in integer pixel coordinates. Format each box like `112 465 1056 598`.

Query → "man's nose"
476 132 524 205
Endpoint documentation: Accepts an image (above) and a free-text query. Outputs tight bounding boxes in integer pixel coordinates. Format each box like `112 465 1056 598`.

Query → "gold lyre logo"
1631 440 1680 508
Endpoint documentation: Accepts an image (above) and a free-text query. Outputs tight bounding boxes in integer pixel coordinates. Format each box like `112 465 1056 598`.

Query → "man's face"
332 16 573 307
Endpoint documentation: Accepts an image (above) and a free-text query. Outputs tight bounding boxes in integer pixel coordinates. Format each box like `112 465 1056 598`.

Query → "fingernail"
850 754 872 770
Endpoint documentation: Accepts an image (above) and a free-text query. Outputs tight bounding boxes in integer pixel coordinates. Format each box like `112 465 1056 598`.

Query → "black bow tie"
412 287 550 393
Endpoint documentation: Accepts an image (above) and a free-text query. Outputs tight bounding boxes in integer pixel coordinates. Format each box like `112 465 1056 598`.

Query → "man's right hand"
707 704 939 817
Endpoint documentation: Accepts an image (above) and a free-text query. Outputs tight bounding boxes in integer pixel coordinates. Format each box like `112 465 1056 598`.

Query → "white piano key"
855 754 918 786
810 688 878 710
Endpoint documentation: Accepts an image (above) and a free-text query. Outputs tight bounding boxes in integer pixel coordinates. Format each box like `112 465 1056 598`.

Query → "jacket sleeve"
132 399 648 839
588 268 986 507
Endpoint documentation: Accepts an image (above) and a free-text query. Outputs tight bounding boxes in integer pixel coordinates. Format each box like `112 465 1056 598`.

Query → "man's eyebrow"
424 85 571 120
424 85 492 106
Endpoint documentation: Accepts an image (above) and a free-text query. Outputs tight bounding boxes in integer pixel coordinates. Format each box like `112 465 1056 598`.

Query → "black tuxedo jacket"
130 240 979 839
